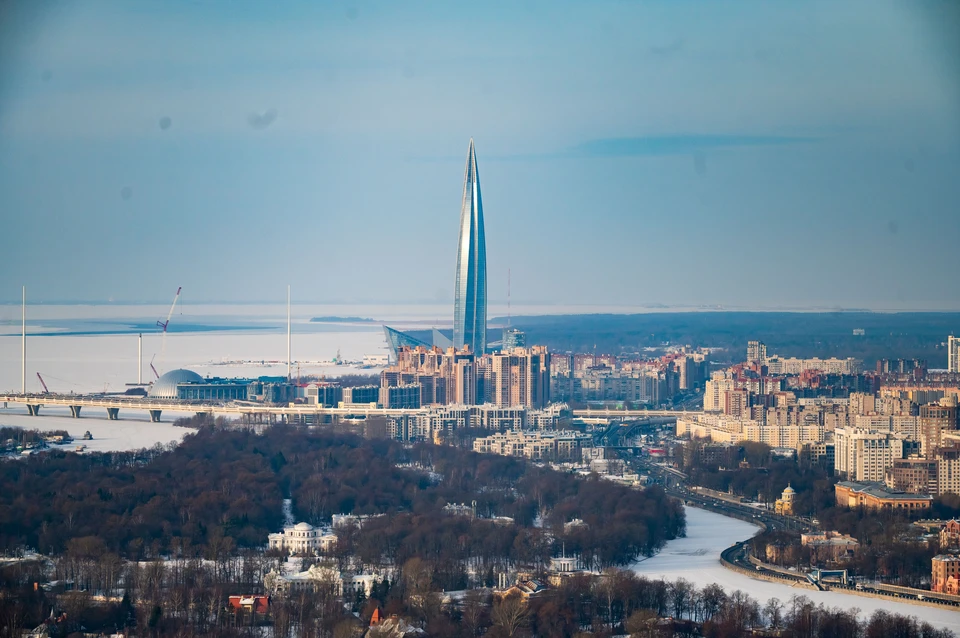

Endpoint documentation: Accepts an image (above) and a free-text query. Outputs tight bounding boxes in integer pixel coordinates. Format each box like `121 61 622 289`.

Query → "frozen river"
0 404 195 452
634 506 960 633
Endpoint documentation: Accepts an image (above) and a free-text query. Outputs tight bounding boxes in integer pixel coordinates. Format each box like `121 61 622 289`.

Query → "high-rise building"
453 138 487 355
488 346 551 409
950 335 960 373
834 427 906 482
502 327 526 350
746 340 767 365
919 402 959 458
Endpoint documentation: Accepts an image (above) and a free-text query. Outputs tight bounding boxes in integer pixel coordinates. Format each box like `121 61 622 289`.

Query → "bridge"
0 394 701 424
570 408 701 418
0 394 435 423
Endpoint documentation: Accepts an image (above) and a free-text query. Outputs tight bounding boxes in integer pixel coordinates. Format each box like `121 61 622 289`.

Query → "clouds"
569 135 814 158
247 109 278 130
0 1 958 308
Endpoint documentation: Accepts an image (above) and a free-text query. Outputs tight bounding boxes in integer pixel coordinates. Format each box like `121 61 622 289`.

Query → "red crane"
36 373 49 394
150 355 160 380
157 286 182 332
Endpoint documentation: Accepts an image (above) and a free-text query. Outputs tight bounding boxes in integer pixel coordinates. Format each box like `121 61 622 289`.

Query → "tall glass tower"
453 138 487 354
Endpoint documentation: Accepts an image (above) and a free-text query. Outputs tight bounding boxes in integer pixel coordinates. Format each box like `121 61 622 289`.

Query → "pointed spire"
454 137 487 354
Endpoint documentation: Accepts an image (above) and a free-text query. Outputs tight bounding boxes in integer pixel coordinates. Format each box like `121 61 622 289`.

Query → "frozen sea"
634 506 960 632
0 301 675 394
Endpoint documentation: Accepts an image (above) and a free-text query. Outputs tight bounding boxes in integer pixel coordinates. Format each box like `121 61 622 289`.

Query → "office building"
950 336 960 373
453 138 487 355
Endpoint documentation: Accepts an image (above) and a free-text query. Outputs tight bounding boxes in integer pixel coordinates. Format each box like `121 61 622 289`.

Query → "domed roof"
782 484 796 494
294 522 313 531
148 368 204 399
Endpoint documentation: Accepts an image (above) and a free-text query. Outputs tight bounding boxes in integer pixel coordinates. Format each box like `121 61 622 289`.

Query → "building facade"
267 522 338 555
834 427 906 482
834 481 932 511
932 554 960 594
453 138 487 355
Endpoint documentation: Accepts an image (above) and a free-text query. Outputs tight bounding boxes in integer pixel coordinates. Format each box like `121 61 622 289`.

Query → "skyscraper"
949 335 959 373
453 138 487 354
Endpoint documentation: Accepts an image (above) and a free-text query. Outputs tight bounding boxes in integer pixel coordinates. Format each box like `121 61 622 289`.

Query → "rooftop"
837 481 934 501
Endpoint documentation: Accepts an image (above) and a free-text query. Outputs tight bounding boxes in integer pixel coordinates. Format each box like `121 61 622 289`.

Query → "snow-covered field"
633 506 960 632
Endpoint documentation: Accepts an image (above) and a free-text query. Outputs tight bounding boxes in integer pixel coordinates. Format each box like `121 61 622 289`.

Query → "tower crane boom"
157 286 182 332
36 373 49 394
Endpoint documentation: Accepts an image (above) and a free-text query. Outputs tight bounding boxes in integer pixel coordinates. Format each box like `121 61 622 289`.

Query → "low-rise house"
228 595 270 615
332 513 383 529
932 554 960 594
940 519 960 548
564 518 587 532
801 531 859 561
442 503 475 518
494 579 546 601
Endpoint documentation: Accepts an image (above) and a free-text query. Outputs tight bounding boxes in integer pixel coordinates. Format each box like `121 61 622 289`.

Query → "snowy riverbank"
633 506 960 633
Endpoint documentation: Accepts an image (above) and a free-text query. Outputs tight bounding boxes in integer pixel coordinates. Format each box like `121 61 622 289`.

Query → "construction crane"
150 354 160 380
36 373 49 394
157 286 182 332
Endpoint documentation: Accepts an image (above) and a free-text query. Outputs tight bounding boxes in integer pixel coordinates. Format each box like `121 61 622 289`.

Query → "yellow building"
775 484 796 515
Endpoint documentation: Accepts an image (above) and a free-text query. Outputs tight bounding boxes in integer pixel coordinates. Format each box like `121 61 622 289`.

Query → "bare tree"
491 594 529 638
462 589 490 637
764 597 784 630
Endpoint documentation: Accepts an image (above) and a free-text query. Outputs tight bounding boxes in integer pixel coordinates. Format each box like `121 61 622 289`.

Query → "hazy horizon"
2 1 958 310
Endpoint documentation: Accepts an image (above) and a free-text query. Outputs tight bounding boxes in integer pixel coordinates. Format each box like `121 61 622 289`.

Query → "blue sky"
0 0 958 310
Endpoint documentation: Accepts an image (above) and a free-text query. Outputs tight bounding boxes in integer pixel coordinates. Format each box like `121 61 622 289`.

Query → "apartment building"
834 427 907 482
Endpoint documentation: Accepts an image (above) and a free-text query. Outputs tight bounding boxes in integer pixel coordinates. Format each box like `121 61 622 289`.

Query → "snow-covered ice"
0 405 192 452
633 506 960 632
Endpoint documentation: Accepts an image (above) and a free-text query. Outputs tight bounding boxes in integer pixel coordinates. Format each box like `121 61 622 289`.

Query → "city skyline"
453 139 487 354
0 2 958 310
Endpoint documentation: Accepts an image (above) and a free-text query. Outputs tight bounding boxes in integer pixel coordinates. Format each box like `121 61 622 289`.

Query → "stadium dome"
148 368 204 399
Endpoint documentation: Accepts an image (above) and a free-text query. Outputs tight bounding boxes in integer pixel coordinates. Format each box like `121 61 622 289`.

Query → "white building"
834 427 906 482
267 522 338 554
765 356 862 375
677 413 823 451
950 336 960 373
265 563 385 597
